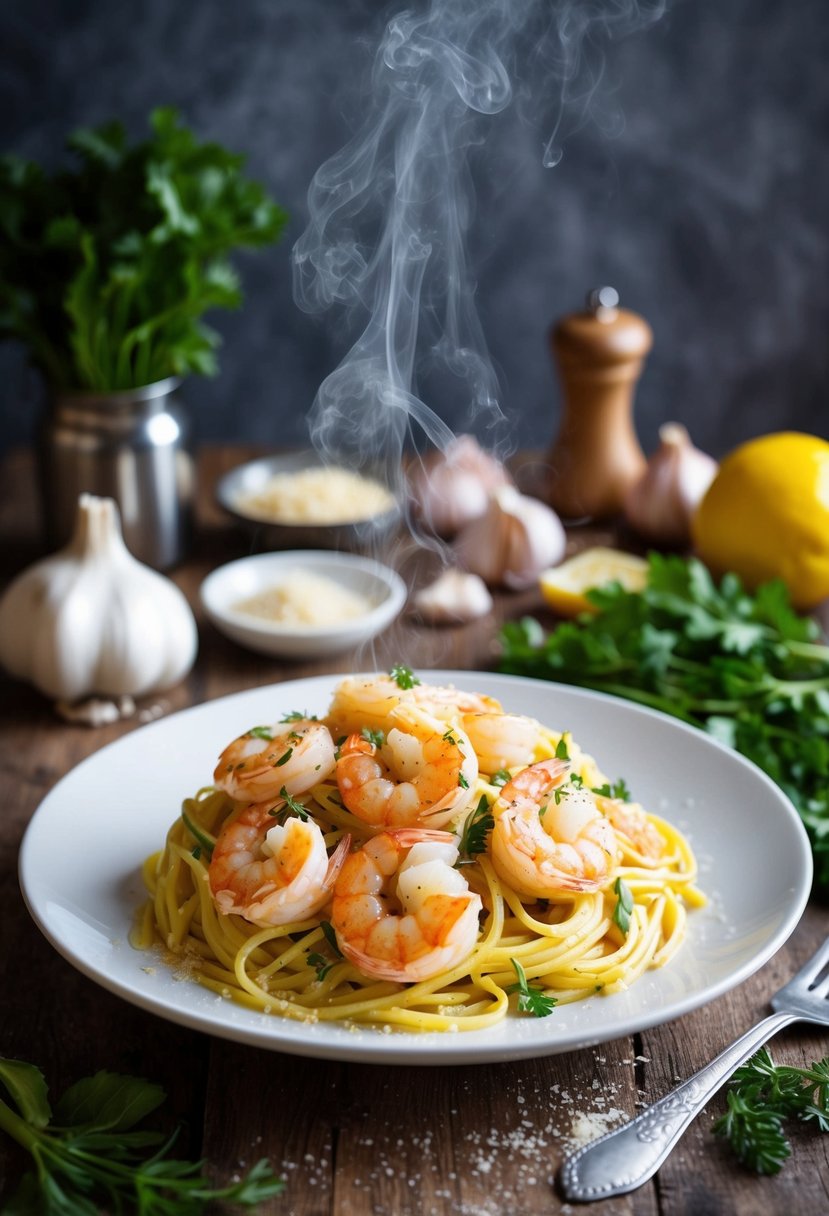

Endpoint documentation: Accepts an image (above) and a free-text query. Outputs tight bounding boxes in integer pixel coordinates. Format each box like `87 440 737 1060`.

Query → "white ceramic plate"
200 551 407 658
19 673 812 1065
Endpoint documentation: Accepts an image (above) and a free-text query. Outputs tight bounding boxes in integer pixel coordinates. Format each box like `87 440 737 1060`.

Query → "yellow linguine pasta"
134 710 705 1034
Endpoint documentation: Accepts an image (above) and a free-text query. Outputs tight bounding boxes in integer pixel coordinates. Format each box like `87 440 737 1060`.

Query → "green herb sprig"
612 877 634 935
499 554 829 887
0 108 287 392
389 664 420 690
0 1057 283 1214
713 1047 829 1173
457 795 494 864
506 958 557 1017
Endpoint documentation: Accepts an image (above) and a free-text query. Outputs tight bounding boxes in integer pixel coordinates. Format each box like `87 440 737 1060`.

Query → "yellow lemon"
539 548 648 616
691 431 829 610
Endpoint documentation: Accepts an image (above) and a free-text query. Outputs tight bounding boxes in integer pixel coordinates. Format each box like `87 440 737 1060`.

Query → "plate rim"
19 670 813 1065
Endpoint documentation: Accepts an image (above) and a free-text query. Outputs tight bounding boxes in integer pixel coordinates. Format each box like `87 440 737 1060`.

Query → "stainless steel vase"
37 377 194 570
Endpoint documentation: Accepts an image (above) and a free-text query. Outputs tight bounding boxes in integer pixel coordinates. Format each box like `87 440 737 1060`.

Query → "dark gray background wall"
2 0 827 458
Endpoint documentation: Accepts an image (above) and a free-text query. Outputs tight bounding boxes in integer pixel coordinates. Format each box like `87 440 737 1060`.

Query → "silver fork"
559 937 829 1202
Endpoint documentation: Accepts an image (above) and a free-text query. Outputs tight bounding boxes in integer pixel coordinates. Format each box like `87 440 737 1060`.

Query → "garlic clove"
413 569 494 624
408 434 513 537
624 423 718 546
0 494 197 704
453 485 567 590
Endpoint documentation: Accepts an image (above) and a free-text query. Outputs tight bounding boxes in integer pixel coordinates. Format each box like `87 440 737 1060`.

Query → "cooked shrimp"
326 674 502 737
491 758 618 898
413 683 502 721
598 797 667 863
326 675 415 737
214 720 336 803
336 703 478 828
209 800 350 926
460 712 542 773
331 828 482 982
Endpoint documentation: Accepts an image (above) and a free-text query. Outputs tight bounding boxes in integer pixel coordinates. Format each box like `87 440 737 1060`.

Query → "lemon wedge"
539 548 648 616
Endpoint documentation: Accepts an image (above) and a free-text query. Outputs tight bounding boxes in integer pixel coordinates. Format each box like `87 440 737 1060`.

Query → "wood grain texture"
0 446 826 1216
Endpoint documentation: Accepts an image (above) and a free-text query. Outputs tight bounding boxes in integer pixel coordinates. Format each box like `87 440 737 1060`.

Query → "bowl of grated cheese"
199 550 408 658
215 451 401 551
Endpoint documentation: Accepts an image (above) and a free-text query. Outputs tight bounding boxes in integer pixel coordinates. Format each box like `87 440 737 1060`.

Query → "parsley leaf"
320 921 344 958
0 1057 284 1212
612 877 634 935
713 1047 829 1173
307 952 335 982
274 748 293 767
269 786 309 823
389 664 421 689
457 795 494 863
490 768 512 787
506 958 557 1017
180 809 215 860
555 737 570 761
361 726 385 748
279 709 316 722
247 725 273 740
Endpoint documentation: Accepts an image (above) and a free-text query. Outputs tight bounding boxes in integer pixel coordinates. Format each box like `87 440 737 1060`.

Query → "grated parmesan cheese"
232 569 372 628
235 467 396 525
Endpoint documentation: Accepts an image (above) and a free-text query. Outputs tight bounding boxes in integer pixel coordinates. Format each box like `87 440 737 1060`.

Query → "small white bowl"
200 551 407 659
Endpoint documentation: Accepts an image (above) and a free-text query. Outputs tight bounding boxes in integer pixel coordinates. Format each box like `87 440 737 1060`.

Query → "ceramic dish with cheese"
200 551 407 658
215 451 401 551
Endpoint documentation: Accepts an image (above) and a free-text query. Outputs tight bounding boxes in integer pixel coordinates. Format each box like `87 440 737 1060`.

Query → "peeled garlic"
413 569 494 624
624 423 718 545
0 494 197 703
454 486 566 590
408 434 512 537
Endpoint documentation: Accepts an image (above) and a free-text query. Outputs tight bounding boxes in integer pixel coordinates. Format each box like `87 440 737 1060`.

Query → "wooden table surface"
1 446 826 1216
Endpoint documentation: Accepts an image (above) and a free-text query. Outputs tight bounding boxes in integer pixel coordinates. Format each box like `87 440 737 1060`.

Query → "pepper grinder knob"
547 287 651 520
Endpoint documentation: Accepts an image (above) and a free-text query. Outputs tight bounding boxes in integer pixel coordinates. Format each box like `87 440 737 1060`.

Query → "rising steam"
292 0 664 496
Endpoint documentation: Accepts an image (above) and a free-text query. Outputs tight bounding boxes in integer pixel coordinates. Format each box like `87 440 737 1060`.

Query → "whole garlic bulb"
454 486 566 589
624 423 718 545
0 494 197 702
408 434 512 537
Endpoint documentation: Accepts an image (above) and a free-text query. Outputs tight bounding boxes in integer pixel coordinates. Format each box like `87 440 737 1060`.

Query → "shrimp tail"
325 834 352 884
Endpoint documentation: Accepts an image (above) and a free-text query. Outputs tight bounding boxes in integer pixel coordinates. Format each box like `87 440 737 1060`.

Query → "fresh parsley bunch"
714 1047 829 1173
499 554 829 888
0 108 287 391
0 1057 283 1214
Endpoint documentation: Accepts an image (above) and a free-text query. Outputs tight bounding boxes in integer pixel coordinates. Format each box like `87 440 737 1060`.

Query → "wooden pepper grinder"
548 287 651 520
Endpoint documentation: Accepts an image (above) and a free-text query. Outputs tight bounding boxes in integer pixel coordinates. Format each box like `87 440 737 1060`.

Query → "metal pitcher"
37 377 193 569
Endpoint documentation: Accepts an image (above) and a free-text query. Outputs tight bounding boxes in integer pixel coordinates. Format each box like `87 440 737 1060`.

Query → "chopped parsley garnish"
320 921 344 958
458 772 469 789
307 952 335 982
269 786 309 822
180 809 215 860
592 777 632 802
274 747 293 767
361 726 385 748
442 728 458 744
507 958 557 1017
555 737 570 761
389 664 421 689
490 768 511 788
247 725 274 740
279 709 316 722
713 1047 829 1174
457 795 494 863
612 877 634 935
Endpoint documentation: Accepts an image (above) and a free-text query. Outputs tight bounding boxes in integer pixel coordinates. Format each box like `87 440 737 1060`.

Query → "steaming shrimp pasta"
135 670 705 1032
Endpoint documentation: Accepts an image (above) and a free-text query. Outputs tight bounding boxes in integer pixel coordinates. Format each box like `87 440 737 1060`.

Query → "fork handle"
559 1010 799 1201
